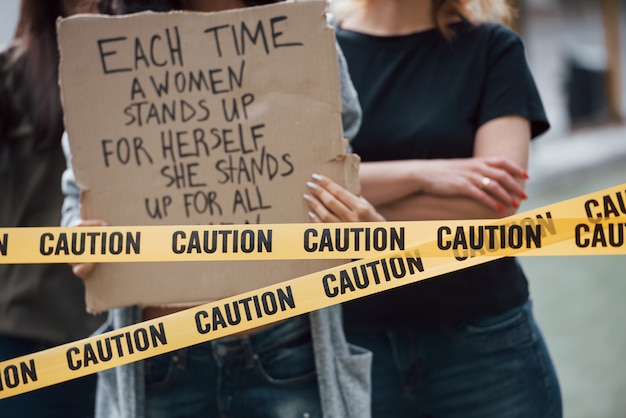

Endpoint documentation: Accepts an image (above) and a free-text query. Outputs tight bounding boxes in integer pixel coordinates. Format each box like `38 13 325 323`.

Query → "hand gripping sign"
0 182 625 398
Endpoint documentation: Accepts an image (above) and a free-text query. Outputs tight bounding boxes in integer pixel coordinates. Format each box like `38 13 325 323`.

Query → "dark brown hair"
90 0 282 14
331 0 512 38
8 0 70 149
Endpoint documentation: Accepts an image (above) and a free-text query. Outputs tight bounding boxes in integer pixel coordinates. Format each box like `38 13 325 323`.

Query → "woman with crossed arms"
304 0 562 416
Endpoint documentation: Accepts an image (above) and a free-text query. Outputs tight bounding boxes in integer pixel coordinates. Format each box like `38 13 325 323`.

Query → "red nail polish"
522 171 529 179
512 199 519 208
497 204 504 211
521 192 528 199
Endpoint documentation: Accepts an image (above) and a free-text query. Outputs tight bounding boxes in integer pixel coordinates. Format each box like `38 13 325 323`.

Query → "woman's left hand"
69 219 109 279
304 173 385 223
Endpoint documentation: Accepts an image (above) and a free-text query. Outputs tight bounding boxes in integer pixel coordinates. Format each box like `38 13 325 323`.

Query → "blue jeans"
346 300 562 418
144 315 322 418
0 336 98 418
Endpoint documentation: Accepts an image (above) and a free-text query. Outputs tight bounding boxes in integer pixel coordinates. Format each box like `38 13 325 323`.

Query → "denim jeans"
144 314 322 418
346 300 562 418
0 336 98 418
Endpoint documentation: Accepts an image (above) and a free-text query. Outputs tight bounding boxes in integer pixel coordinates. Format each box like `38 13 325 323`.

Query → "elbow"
496 206 519 219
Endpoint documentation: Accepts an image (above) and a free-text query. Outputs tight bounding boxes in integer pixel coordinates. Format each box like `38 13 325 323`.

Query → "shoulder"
472 21 525 55
478 21 521 40
454 20 523 51
453 21 528 70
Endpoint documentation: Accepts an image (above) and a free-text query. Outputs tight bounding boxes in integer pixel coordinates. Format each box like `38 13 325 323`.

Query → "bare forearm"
378 193 517 221
361 117 532 214
359 160 424 206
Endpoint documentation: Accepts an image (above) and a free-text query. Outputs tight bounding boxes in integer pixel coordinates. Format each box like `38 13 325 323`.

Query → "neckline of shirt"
335 20 471 47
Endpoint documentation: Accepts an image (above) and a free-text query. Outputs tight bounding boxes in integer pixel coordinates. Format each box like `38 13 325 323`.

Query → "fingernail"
303 194 312 202
512 199 519 208
311 173 323 181
306 181 319 190
497 204 504 211
521 192 528 199
73 265 85 277
307 211 316 220
522 171 529 179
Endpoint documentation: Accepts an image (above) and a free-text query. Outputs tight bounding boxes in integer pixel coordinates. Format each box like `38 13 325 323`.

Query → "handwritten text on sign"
57 2 358 310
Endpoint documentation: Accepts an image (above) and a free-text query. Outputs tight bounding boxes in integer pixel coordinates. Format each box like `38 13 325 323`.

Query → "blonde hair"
467 0 513 23
330 0 514 37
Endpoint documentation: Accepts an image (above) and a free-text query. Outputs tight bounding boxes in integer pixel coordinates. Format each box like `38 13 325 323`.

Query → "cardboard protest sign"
57 1 359 312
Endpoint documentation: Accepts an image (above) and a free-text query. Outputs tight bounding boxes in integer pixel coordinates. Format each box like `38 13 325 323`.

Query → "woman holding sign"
305 0 563 417
63 0 371 417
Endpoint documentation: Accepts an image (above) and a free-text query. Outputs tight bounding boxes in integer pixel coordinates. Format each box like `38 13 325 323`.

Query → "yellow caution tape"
0 182 625 398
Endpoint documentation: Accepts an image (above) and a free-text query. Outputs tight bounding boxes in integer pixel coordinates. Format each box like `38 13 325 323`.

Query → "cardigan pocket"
335 342 372 418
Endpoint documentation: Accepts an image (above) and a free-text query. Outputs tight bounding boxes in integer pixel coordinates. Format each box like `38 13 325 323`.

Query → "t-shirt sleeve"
477 24 549 139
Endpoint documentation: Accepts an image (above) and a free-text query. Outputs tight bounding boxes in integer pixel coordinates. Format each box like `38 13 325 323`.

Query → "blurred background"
1 0 625 416
512 2 626 417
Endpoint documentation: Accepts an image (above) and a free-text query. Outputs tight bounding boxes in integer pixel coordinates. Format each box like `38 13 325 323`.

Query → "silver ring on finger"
481 176 492 189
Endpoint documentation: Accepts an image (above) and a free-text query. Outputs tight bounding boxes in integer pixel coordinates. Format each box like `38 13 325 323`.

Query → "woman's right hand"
69 219 108 279
303 173 385 223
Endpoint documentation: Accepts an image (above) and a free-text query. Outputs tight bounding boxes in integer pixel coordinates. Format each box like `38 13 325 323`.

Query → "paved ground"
522 131 626 418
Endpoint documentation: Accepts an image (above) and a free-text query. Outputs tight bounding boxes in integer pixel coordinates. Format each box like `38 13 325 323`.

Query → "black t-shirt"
337 20 549 327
